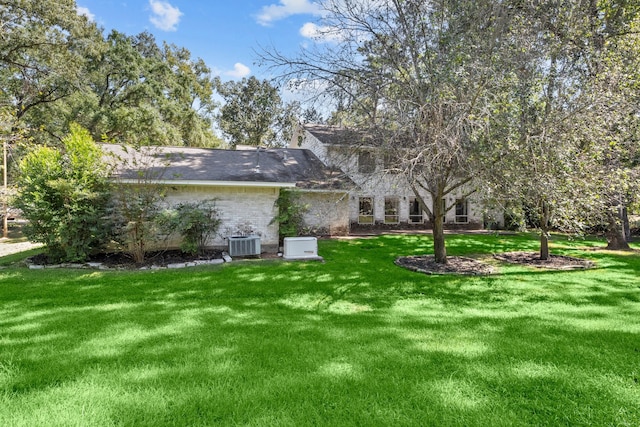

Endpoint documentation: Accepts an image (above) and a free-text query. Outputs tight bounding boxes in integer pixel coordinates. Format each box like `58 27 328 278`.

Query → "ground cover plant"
0 233 638 426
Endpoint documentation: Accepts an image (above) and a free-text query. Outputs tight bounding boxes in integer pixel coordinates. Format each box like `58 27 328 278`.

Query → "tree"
77 31 222 147
481 0 640 257
1 3 222 148
215 76 297 148
13 124 111 261
0 0 102 143
582 4 640 250
107 145 172 263
259 0 511 263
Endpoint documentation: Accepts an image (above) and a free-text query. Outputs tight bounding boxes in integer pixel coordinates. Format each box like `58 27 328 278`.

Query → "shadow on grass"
0 233 639 425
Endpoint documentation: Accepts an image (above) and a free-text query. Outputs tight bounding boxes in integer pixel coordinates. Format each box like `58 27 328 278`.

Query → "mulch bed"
493 252 594 270
394 255 496 275
28 249 224 269
395 251 595 275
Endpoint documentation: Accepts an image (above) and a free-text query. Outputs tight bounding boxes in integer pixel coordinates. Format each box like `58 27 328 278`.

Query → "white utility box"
283 237 320 260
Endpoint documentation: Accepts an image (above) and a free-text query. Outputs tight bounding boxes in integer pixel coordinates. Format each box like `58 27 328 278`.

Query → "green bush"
271 189 308 244
159 200 221 255
14 124 111 262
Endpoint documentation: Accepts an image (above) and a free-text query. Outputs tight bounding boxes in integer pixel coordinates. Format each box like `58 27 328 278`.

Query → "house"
104 144 352 253
290 124 504 230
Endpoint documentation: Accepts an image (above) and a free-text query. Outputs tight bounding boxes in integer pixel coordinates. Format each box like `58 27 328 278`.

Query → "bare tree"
259 0 511 263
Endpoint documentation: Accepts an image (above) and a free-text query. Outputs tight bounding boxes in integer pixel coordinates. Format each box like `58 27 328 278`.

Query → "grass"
0 232 639 426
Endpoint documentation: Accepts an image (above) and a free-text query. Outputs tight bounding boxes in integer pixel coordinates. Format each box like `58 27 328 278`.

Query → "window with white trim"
384 197 399 224
358 151 375 173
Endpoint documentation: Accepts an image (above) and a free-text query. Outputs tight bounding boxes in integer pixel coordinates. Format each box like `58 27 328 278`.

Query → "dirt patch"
395 255 496 275
493 252 594 270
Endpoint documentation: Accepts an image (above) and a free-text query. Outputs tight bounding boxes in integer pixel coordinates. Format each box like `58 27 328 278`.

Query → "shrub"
14 124 111 262
107 145 170 263
159 200 221 255
271 189 308 244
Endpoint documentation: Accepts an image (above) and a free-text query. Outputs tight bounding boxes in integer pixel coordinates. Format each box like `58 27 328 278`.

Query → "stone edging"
26 253 233 270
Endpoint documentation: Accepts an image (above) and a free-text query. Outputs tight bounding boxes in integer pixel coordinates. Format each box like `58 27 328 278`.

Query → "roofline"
294 188 351 194
114 179 297 188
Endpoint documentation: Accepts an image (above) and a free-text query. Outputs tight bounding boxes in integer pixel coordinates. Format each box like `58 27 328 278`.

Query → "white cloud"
149 0 183 32
299 22 344 43
76 5 95 21
256 0 323 26
225 63 251 79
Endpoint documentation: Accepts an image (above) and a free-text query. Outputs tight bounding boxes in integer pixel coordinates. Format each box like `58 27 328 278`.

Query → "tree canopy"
215 76 298 148
0 0 222 147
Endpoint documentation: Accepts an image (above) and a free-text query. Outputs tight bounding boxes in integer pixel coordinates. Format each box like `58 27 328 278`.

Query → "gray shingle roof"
304 124 372 146
103 144 352 191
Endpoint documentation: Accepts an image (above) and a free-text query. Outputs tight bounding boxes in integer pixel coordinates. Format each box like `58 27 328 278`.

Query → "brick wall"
164 185 281 250
299 191 350 236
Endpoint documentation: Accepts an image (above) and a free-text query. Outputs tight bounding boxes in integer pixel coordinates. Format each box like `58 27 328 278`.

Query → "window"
455 199 469 223
358 197 374 224
384 197 399 224
409 197 423 224
383 152 398 173
358 151 375 173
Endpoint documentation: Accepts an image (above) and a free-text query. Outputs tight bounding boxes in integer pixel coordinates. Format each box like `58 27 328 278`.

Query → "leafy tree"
482 0 640 257
13 124 111 261
1 3 222 148
78 31 222 147
0 0 102 143
215 76 297 148
581 5 640 249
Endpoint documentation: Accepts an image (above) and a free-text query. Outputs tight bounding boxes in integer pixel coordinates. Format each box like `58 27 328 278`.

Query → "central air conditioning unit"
228 235 261 257
283 237 319 260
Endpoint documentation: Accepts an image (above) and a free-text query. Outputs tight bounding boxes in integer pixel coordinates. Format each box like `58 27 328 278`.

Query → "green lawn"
0 233 639 426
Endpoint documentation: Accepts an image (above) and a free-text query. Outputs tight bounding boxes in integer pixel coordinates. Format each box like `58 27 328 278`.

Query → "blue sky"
76 0 327 80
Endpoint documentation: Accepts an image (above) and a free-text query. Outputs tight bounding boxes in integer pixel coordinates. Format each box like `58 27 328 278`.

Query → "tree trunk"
432 196 447 264
539 201 551 260
622 206 631 240
540 232 549 260
606 207 631 250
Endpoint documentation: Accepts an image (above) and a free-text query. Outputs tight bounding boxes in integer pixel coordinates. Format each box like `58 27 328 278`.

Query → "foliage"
215 76 298 148
158 200 222 255
480 1 640 257
0 234 639 426
0 2 222 147
0 0 103 144
13 123 111 261
107 145 171 263
271 189 309 243
76 31 222 148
